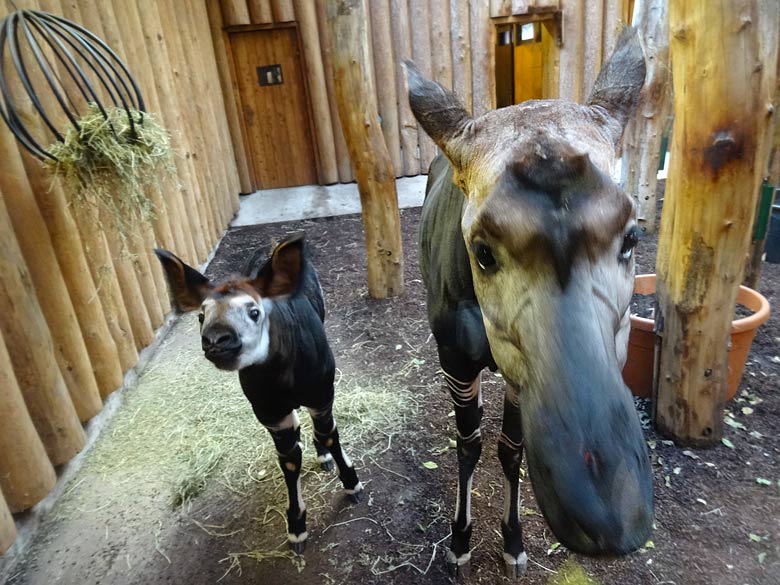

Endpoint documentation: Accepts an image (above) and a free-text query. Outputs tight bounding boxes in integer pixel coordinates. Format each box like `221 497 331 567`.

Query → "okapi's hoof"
346 482 365 504
288 535 307 555
318 455 335 472
502 551 528 580
446 550 471 581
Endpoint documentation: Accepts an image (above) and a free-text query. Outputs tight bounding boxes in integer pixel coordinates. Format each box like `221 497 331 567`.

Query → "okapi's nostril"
216 334 233 346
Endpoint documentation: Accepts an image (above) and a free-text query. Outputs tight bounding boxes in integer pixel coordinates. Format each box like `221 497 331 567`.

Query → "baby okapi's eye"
472 241 498 272
248 307 261 322
620 226 640 261
198 313 205 324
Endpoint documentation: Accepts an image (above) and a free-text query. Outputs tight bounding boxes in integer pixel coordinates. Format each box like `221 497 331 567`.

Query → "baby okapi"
155 235 363 553
407 28 653 578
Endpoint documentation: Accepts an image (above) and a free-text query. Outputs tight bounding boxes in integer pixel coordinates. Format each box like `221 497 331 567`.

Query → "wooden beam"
271 0 294 22
326 0 404 298
431 1 454 90
247 0 273 24
390 0 420 175
221 0 251 25
470 0 495 115
450 0 473 112
0 490 15 555
410 0 437 170
294 0 339 184
206 0 256 194
369 0 403 176
0 186 85 465
0 330 56 512
621 0 672 234
559 0 585 101
654 0 779 446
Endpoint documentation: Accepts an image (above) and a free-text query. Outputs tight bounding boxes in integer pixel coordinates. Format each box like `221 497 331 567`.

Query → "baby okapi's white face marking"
198 292 273 371
155 236 305 372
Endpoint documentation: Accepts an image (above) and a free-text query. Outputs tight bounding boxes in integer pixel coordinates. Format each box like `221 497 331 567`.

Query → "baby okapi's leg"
266 411 307 553
307 402 363 502
443 368 484 577
498 385 528 579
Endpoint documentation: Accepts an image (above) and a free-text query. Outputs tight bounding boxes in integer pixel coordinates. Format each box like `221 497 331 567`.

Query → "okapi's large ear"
404 60 473 170
251 234 305 298
154 249 211 312
587 27 647 147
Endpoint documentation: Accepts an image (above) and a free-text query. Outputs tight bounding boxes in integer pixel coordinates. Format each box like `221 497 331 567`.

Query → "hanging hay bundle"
44 104 175 237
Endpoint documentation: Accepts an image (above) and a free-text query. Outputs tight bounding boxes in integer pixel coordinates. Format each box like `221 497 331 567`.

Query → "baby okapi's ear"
251 234 305 298
154 249 211 312
404 60 473 169
587 27 647 147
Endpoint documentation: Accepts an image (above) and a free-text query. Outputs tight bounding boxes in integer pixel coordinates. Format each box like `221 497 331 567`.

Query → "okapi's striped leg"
308 403 364 502
443 369 484 577
266 412 307 553
498 385 528 578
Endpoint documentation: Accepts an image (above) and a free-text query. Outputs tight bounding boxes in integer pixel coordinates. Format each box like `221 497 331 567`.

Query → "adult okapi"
406 28 653 577
155 235 362 553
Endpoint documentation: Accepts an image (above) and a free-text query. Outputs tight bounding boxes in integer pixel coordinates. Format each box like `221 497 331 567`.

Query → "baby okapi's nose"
201 328 240 351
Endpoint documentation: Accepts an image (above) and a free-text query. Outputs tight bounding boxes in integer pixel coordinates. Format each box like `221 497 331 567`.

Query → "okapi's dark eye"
620 226 640 261
249 308 261 322
198 313 204 324
472 241 497 272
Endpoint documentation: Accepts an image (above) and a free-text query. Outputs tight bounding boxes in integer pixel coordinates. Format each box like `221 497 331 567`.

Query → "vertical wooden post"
409 0 436 170
389 0 420 176
621 0 672 234
431 1 454 90
247 0 273 24
327 0 404 298
271 0 294 22
559 0 585 102
0 330 57 512
583 0 605 96
0 123 103 422
206 0 256 194
294 0 339 184
315 0 354 182
470 0 495 115
368 0 403 176
450 0 473 112
221 0 251 25
654 0 778 446
0 186 85 465
0 490 15 555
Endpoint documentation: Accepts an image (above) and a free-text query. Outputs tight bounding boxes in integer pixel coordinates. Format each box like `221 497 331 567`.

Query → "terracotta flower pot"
622 274 771 400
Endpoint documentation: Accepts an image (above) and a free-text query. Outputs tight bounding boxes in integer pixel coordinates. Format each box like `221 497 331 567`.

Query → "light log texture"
206 0 256 194
134 0 210 262
315 0 354 182
654 0 779 446
247 0 273 24
390 0 419 175
490 0 513 18
221 0 251 25
191 2 243 215
295 0 339 184
450 0 473 112
409 0 436 169
603 0 624 58
0 330 56 512
369 0 403 176
327 0 404 298
271 0 295 22
430 1 453 90
470 0 495 115
0 186 85 465
582 0 604 96
0 121 102 421
621 0 672 234
0 490 14 555
559 0 585 102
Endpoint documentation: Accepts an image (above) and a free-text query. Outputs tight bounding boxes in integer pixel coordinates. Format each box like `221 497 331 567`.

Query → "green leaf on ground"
721 438 735 449
756 477 772 486
749 533 762 543
422 461 438 470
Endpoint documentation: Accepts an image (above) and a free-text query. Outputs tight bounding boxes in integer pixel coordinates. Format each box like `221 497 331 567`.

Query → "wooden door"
230 27 318 189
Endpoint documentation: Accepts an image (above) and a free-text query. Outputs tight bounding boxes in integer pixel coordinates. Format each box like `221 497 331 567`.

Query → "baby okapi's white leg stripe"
444 372 482 407
345 481 364 495
498 432 523 451
317 453 334 463
339 447 352 469
295 476 305 515
458 427 481 442
503 551 528 567
266 411 300 433
447 549 472 565
288 531 308 544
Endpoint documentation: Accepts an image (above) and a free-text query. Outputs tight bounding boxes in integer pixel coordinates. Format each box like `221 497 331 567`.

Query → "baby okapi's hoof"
346 482 365 504
502 551 528 580
289 538 307 555
446 550 471 581
317 453 335 472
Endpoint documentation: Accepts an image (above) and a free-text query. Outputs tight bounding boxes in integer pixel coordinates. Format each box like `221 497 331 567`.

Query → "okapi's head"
155 236 305 371
407 29 653 555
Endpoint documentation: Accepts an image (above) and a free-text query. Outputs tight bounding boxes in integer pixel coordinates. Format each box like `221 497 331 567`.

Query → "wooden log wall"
0 0 240 553
213 0 631 183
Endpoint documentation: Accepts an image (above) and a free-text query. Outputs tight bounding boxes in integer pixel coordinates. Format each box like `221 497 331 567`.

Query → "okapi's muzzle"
518 292 653 555
201 325 242 370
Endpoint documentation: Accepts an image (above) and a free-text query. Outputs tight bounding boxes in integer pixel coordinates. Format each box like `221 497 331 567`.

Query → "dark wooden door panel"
230 27 318 189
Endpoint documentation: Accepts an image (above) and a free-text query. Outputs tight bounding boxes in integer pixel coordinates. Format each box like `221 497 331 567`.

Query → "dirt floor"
3 183 780 585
